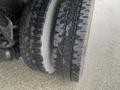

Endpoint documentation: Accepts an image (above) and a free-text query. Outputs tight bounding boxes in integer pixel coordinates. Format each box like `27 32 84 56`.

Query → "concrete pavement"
0 0 120 90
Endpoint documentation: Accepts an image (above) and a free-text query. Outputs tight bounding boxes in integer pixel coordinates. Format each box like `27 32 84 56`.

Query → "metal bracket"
0 14 16 48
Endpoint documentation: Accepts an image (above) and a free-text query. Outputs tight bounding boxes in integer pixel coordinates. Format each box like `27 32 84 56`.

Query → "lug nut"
0 48 15 60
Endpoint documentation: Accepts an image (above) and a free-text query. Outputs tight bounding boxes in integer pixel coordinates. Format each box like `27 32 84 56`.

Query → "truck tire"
20 0 55 73
52 0 94 81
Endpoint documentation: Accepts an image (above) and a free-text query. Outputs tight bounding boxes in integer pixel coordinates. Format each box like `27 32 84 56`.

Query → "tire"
52 0 94 81
20 0 55 73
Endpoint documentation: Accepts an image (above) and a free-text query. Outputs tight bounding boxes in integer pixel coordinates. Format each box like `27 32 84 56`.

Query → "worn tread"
20 0 50 72
52 0 93 81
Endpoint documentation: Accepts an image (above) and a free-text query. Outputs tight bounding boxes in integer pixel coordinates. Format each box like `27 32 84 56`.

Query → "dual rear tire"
20 0 94 81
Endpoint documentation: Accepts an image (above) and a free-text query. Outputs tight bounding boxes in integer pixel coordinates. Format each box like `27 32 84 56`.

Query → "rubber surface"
20 0 50 72
52 0 93 81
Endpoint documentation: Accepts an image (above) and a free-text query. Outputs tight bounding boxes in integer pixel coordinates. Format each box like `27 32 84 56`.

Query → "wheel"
20 0 56 73
52 0 94 81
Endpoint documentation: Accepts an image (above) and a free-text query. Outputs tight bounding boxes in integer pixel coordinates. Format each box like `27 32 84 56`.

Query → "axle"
0 0 26 60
